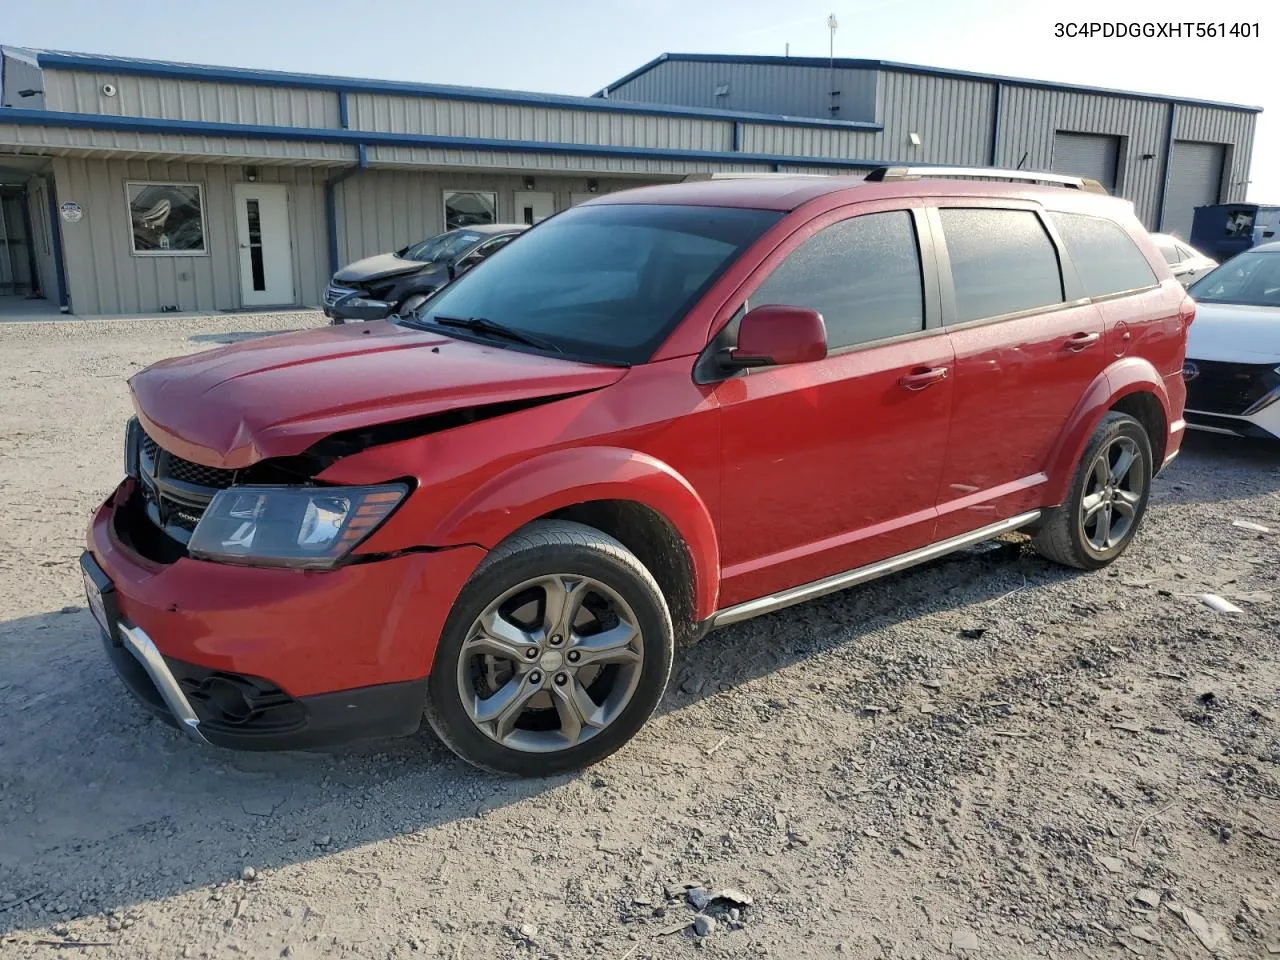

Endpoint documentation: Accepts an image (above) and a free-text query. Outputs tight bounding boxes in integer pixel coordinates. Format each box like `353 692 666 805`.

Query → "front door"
714 204 954 607
233 183 294 307
513 191 555 225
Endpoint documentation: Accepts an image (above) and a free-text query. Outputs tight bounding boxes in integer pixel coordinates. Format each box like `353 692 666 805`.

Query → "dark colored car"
323 224 527 323
85 166 1189 776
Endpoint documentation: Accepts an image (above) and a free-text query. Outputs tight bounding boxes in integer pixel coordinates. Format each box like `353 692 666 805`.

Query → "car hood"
129 322 627 468
333 253 433 283
1186 302 1280 363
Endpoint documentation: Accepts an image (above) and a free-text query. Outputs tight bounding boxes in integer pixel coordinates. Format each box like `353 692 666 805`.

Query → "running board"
707 510 1041 629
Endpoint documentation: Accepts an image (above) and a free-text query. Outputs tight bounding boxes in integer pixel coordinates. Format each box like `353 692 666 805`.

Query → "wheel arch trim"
1043 357 1173 506
428 446 721 619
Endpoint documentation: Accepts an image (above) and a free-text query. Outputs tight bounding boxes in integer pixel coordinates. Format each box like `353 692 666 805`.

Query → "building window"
443 190 496 231
126 182 207 256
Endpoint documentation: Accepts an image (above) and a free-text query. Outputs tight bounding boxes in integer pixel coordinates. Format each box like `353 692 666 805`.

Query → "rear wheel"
1034 411 1152 569
424 521 674 775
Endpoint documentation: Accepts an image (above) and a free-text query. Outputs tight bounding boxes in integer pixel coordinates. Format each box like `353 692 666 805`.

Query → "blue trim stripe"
0 108 898 169
32 51 881 132
598 52 1263 114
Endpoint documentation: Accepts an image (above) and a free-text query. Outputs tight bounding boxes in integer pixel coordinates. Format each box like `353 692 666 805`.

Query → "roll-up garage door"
1052 132 1120 192
1162 141 1225 240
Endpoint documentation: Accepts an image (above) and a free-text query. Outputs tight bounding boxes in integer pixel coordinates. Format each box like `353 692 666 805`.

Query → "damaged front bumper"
83 480 486 750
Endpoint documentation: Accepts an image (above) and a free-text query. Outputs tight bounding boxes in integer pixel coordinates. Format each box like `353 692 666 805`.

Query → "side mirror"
722 305 827 370
334 294 393 321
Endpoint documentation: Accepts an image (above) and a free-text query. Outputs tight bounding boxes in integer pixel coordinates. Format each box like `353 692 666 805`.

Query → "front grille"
325 281 358 307
1185 360 1280 417
137 429 238 544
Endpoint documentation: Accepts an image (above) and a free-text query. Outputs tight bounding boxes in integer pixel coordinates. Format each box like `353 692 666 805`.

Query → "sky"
4 0 1275 201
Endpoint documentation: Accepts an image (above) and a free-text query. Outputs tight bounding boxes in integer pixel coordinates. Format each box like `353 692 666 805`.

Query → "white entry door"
233 183 295 307
513 190 556 225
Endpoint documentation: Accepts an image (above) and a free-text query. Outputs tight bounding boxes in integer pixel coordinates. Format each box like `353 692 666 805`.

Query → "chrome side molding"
708 510 1042 629
117 622 209 744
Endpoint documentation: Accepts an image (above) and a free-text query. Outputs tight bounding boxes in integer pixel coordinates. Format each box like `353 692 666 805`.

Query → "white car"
1151 234 1217 286
1183 240 1280 440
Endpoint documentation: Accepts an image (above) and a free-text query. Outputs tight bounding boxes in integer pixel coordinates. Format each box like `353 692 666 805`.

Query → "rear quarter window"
938 208 1064 323
1051 212 1159 298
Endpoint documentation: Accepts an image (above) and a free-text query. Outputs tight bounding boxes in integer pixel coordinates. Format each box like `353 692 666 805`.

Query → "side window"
1156 238 1181 266
938 208 1063 323
1175 243 1197 261
1051 212 1159 298
749 211 924 349
472 235 514 259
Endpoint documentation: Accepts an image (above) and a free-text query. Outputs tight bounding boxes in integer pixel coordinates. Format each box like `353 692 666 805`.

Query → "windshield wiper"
425 315 561 353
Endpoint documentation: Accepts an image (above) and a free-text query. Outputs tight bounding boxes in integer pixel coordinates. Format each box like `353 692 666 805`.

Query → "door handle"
898 366 948 390
1064 332 1101 352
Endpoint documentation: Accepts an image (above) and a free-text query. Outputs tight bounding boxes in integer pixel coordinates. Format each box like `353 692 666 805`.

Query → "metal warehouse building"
0 46 1260 317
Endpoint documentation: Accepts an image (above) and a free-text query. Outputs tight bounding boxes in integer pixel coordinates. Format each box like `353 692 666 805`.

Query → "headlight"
124 416 142 480
188 484 407 569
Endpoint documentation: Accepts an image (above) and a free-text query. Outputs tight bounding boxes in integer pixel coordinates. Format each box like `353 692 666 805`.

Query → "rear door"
713 202 955 607
931 203 1105 538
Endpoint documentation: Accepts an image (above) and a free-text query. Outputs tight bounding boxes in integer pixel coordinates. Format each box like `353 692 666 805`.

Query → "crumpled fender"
1043 356 1173 506
429 446 721 619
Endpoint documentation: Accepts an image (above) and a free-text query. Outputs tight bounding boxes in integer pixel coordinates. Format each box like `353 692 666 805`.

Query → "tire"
1034 411 1153 570
424 520 675 776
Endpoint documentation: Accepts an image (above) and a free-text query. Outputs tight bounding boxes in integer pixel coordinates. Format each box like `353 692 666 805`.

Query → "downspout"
988 82 1002 167
43 174 70 312
1155 101 1177 231
325 90 367 277
325 145 367 276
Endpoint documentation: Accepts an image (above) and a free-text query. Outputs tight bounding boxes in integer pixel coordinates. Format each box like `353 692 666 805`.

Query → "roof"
597 52 1264 114
23 48 880 132
589 173 1137 213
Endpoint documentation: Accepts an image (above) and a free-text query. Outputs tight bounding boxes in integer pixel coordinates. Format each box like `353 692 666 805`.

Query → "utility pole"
827 14 840 117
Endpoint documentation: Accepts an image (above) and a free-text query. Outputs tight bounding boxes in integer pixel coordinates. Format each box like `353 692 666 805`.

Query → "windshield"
408 204 781 364
1189 250 1280 306
402 230 483 263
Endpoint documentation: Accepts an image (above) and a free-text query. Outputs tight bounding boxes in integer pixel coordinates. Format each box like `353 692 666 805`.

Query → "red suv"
82 167 1191 775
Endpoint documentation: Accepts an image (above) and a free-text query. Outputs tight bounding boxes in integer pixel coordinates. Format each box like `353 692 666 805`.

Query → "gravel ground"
1 314 1278 960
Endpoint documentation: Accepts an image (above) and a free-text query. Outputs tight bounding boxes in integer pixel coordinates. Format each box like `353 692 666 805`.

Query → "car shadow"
0 539 1074 937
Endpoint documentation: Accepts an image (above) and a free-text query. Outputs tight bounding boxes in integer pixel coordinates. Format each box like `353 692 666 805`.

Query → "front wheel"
1034 411 1153 569
424 521 674 776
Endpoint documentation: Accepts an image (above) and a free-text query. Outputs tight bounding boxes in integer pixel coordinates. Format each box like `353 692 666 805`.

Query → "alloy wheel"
1079 435 1145 552
456 574 645 753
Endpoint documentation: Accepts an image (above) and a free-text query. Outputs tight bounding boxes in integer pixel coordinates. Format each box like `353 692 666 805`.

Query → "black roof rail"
866 165 1108 194
680 172 832 182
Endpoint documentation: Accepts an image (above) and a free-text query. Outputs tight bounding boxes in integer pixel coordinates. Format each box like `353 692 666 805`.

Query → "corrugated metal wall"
604 60 878 123
2 49 45 108
997 86 1169 226
0 120 354 166
348 94 732 151
52 157 327 314
741 71 991 167
42 70 340 128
